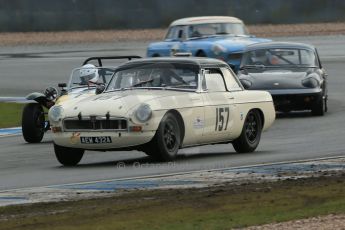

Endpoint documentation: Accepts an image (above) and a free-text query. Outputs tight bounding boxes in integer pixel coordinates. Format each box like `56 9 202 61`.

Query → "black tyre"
22 103 45 143
54 143 84 166
147 113 181 161
196 50 207 57
233 110 262 153
311 97 326 116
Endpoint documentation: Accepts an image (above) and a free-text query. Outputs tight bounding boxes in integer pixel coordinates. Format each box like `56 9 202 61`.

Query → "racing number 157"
215 107 229 131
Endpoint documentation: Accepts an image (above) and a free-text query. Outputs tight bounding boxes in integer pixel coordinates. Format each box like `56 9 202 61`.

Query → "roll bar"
82 55 142 66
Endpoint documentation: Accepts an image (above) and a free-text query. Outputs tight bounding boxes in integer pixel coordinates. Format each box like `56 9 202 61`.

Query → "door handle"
228 96 235 100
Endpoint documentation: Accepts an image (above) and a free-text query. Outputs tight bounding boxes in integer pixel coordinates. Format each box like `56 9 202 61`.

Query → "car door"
200 68 237 143
166 26 188 55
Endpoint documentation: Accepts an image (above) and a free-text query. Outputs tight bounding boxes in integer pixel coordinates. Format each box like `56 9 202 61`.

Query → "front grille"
63 117 127 131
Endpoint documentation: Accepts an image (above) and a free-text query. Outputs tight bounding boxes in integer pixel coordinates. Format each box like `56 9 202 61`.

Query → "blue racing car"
147 16 271 72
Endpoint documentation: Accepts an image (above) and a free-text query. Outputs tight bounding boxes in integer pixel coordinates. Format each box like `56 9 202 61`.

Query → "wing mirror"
96 84 105 95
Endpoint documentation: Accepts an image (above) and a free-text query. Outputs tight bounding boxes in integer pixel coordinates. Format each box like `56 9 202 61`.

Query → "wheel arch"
26 92 52 109
252 108 265 128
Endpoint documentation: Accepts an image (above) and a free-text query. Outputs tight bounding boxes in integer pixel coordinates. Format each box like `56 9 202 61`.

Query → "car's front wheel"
22 103 45 143
147 113 181 161
311 97 326 116
54 143 84 166
232 110 262 153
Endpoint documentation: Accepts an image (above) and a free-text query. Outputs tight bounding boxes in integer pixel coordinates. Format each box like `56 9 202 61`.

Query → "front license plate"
80 136 112 144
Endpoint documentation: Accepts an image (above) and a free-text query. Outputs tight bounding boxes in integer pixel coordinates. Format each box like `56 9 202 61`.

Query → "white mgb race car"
49 57 275 166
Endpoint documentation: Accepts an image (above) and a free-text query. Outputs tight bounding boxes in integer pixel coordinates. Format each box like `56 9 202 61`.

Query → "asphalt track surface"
0 35 344 190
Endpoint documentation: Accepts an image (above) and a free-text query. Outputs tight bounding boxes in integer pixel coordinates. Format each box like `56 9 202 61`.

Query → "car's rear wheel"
54 143 84 166
147 113 181 161
22 103 45 143
232 110 262 153
311 97 326 116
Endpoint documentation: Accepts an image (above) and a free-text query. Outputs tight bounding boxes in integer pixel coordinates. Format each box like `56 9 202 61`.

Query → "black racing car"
238 42 328 116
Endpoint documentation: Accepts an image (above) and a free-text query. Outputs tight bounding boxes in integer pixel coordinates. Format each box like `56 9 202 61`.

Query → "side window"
177 29 184 39
165 26 185 40
221 68 242 91
204 70 227 92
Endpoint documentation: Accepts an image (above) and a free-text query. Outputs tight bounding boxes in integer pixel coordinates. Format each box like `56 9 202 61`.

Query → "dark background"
0 0 344 32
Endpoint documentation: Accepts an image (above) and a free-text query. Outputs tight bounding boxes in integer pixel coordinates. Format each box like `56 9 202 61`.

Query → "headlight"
135 104 152 122
302 77 319 88
240 79 252 89
211 44 226 55
49 105 64 122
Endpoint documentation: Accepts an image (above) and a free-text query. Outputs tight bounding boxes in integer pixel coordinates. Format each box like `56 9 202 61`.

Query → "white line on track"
0 127 22 137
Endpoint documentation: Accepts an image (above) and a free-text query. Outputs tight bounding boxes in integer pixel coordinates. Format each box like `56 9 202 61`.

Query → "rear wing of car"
82 56 142 66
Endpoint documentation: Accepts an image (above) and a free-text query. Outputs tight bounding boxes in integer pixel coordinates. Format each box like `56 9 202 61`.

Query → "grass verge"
0 102 25 128
0 174 344 230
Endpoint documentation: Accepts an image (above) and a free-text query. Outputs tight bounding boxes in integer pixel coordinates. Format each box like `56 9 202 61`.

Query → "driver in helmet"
79 64 99 85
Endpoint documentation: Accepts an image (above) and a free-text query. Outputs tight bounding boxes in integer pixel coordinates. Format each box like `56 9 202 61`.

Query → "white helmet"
79 64 99 84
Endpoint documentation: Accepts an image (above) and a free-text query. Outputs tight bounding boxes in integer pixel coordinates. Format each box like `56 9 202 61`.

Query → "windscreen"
105 63 199 92
242 48 317 67
68 67 115 90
